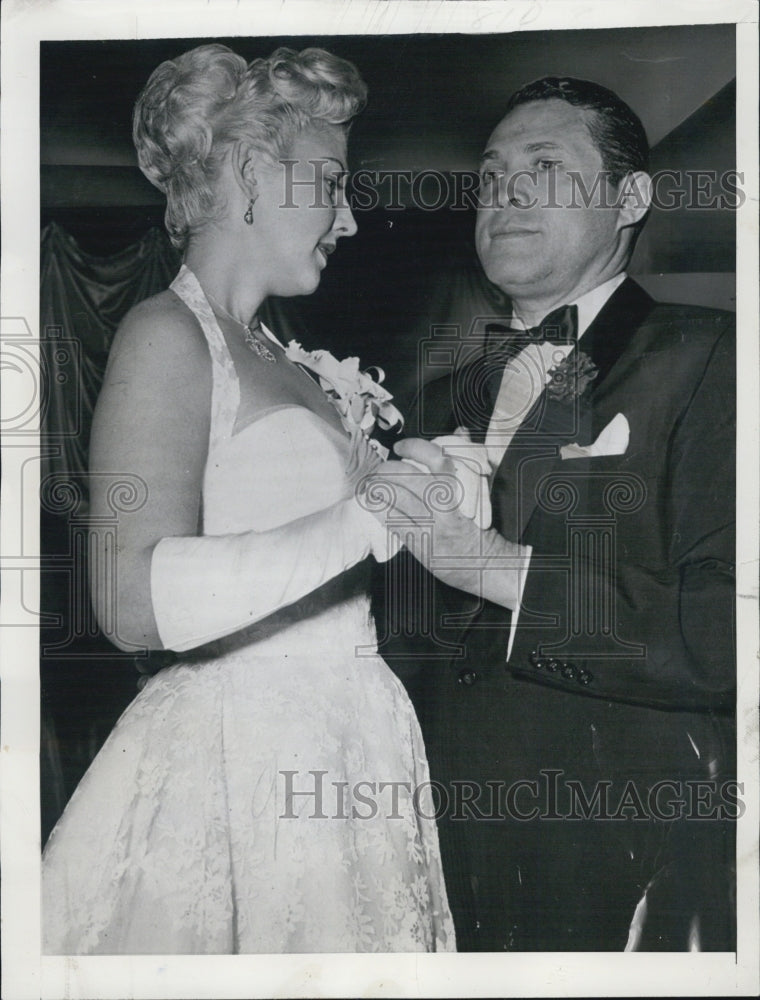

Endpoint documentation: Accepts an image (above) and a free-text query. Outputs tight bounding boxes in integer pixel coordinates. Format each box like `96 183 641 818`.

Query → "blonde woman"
42 43 454 954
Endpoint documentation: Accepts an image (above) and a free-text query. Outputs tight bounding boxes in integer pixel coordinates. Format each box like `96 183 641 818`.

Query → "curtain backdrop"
40 222 181 496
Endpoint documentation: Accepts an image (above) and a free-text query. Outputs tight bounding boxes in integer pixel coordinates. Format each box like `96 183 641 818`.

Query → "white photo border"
2 1 758 997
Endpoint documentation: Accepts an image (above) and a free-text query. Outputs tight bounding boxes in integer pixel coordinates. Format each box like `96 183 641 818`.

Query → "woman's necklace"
204 289 277 363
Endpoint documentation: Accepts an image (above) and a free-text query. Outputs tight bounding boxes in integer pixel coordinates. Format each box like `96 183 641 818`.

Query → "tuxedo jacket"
374 278 736 947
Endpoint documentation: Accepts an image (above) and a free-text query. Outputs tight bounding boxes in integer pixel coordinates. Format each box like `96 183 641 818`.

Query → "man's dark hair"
504 77 650 184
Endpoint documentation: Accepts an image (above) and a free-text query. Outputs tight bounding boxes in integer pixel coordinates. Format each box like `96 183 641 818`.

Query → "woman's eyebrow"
320 156 347 172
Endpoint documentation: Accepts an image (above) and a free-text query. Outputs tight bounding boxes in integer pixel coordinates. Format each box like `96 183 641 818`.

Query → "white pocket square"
560 412 629 460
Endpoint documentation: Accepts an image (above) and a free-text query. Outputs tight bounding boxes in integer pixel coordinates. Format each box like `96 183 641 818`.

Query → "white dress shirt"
485 272 628 660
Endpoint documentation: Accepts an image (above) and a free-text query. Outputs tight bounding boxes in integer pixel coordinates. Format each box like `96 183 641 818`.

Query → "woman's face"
252 124 357 297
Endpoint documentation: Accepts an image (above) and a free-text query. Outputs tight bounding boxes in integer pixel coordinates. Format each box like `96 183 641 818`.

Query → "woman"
42 43 455 954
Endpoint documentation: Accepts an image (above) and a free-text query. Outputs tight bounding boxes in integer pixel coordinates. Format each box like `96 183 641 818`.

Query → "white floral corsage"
285 340 403 471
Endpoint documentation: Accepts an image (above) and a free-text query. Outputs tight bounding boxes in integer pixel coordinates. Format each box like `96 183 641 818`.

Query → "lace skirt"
42 595 455 954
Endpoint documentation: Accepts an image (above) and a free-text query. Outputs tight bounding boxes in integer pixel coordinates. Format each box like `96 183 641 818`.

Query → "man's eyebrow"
479 140 565 165
478 150 501 167
524 141 564 153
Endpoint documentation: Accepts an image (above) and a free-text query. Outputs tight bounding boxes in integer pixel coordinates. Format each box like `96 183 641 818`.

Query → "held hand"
394 437 456 474
359 459 525 609
393 426 477 465
395 433 493 529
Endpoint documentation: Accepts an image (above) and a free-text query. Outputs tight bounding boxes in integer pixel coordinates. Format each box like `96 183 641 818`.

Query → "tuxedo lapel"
452 352 509 444
580 278 655 390
489 279 655 541
490 393 589 537
458 330 545 445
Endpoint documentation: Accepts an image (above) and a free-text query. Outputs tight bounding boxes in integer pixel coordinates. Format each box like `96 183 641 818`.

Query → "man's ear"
614 170 652 229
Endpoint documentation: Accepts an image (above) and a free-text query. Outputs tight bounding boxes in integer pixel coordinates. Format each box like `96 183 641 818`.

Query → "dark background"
40 26 737 842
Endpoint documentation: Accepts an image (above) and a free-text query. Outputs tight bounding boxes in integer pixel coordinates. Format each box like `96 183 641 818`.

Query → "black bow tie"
487 304 579 347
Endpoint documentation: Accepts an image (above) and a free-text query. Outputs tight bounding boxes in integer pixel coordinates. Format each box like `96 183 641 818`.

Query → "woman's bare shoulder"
93 288 212 457
107 288 209 379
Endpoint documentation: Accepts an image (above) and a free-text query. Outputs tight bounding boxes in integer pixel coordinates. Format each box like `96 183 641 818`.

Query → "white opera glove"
401 428 493 529
151 495 390 652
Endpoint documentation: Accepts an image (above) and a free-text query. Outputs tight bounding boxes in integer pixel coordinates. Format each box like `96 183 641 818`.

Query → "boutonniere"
545 350 599 402
284 341 403 465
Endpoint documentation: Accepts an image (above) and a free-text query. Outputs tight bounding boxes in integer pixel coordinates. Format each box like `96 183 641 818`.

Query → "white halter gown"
42 265 455 954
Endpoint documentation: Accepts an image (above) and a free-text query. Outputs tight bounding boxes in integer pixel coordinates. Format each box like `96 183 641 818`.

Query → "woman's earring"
244 198 255 226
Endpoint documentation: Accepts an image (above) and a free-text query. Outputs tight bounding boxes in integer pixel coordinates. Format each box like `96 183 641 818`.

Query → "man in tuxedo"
374 77 736 950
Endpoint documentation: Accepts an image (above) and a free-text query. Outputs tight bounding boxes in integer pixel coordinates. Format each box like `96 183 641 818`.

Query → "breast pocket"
534 458 643 516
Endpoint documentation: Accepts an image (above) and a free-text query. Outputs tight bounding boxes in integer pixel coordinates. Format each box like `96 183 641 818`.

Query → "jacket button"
545 658 559 673
458 669 478 686
561 662 576 680
577 668 593 686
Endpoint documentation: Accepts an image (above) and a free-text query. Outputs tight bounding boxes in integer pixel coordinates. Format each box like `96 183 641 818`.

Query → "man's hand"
362 446 529 610
394 436 458 474
396 432 493 528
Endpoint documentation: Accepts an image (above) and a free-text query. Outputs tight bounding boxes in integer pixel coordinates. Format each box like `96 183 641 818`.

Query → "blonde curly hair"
133 43 367 249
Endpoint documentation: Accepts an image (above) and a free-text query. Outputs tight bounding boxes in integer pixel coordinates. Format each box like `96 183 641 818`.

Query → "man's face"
475 99 626 309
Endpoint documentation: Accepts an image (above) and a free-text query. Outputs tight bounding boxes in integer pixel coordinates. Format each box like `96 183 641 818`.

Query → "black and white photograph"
1 0 758 997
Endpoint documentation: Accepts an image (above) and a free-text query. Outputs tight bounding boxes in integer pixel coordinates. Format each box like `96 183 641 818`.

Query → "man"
373 78 736 951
